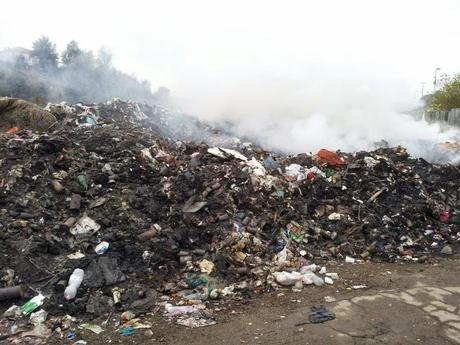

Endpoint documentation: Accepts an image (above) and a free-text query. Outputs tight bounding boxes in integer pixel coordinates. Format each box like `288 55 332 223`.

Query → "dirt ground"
50 256 460 345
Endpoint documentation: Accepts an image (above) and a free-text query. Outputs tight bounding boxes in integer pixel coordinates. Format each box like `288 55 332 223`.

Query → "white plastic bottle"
164 303 199 316
64 269 84 300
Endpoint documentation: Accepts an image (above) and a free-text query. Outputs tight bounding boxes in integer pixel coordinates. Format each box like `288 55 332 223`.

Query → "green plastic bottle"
21 294 45 316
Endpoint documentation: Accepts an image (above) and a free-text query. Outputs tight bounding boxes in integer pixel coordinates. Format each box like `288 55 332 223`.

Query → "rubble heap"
0 98 459 338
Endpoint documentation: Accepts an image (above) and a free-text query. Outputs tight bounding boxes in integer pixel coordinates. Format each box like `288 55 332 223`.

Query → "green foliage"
31 36 58 70
0 37 168 105
430 74 460 111
61 40 82 66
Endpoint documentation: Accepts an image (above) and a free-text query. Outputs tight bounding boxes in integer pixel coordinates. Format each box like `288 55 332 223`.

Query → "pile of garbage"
0 98 459 341
43 98 236 145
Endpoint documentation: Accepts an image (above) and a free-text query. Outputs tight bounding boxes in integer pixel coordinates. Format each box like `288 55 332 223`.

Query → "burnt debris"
0 98 459 338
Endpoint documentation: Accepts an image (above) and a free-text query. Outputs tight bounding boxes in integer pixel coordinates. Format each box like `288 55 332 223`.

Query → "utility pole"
433 67 441 93
421 82 426 97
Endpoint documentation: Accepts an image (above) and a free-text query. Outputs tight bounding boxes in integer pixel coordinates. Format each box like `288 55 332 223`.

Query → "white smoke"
175 61 460 162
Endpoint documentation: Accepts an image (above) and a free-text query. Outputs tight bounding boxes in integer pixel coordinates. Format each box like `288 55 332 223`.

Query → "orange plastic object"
5 127 20 135
316 149 346 168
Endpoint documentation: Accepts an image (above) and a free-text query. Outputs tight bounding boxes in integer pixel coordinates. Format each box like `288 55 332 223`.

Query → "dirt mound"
0 98 57 132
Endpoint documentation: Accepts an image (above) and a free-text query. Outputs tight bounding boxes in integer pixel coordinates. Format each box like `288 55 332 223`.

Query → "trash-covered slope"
0 98 459 338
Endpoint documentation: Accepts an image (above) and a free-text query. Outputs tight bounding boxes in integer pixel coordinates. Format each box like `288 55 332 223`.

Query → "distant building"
0 47 33 65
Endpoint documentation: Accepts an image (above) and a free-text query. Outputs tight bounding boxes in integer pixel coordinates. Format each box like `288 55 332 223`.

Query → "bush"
430 75 460 111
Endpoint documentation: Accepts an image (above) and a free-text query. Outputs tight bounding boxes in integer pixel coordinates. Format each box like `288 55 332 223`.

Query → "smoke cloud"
175 61 460 162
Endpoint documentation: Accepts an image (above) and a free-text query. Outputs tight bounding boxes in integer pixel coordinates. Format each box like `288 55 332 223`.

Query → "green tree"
430 74 460 111
61 40 82 66
31 36 58 70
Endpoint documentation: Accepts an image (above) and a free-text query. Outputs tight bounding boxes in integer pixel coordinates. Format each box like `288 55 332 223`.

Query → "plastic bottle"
21 294 45 315
64 269 84 300
164 303 199 316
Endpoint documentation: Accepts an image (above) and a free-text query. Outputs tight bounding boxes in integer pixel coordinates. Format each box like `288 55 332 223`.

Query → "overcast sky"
0 0 458 96
1 0 460 158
